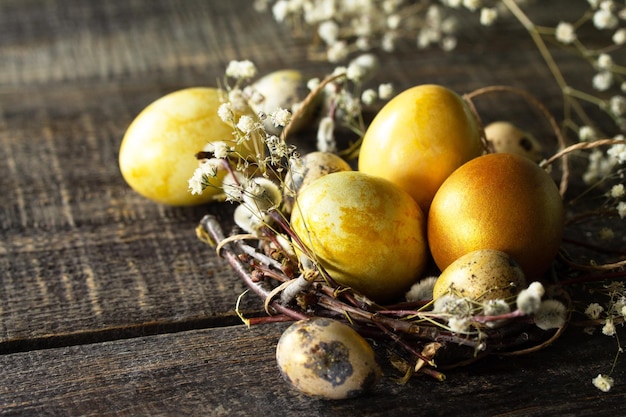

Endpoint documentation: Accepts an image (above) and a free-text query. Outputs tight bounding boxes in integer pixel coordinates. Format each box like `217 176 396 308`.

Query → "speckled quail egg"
251 69 317 134
276 317 381 399
484 121 544 162
433 249 527 301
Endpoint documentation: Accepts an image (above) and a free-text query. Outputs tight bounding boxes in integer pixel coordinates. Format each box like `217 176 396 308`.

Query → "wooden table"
1 1 624 415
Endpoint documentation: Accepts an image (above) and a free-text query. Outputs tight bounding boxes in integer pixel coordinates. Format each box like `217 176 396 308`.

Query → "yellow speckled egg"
428 153 564 280
433 249 527 301
358 84 483 213
276 318 381 399
290 171 428 303
119 87 253 206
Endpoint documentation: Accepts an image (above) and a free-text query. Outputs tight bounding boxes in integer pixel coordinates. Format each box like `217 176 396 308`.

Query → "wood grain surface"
0 0 624 415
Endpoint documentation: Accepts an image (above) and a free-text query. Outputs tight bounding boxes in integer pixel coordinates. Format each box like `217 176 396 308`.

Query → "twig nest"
290 171 428 303
433 249 527 301
276 318 381 399
251 69 316 134
484 121 544 162
428 153 565 279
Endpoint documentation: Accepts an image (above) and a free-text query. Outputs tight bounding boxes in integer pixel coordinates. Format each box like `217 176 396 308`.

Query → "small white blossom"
432 295 472 316
218 103 234 123
228 89 249 112
607 143 626 163
585 302 604 319
578 125 596 142
602 317 616 336
448 316 471 333
463 0 482 12
225 60 257 79
480 8 498 26
610 95 626 116
621 305 626 317
597 53 613 70
617 201 626 218
593 9 618 30
405 276 438 302
208 141 231 159
555 22 577 44
516 282 544 315
236 114 256 134
361 89 377 105
387 14 401 30
613 28 626 45
327 40 349 63
269 108 292 127
592 374 614 392
318 20 340 45
381 31 397 52
307 77 320 91
378 83 394 100
441 36 458 51
272 0 289 22
593 71 614 91
611 184 625 198
534 300 567 330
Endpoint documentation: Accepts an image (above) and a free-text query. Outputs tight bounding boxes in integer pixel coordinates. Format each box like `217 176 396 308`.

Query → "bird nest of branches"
190 67 626 383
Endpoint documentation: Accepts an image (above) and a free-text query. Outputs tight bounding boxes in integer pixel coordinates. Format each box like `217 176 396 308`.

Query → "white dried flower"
534 299 567 330
592 374 614 392
555 22 577 44
593 71 613 91
387 14 401 30
269 108 292 127
433 295 472 316
218 103 234 123
327 40 349 63
236 115 256 134
578 125 596 142
607 143 626 163
516 282 544 315
448 316 471 333
225 60 257 79
405 276 438 302
306 77 320 91
602 317 616 336
585 302 604 319
361 89 377 105
480 8 498 26
610 95 626 116
618 201 626 218
597 53 613 70
441 36 458 51
210 141 231 159
228 89 249 112
272 0 289 22
611 184 625 198
593 9 618 30
378 83 394 100
318 20 339 45
613 28 626 45
463 0 482 12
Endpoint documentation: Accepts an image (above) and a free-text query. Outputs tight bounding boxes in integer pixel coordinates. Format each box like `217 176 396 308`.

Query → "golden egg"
427 153 564 280
358 84 483 213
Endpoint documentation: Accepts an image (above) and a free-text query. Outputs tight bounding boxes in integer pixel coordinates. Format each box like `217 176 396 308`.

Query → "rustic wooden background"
1 0 624 415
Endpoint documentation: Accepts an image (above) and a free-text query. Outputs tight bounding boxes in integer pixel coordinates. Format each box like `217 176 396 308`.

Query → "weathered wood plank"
0 323 624 416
